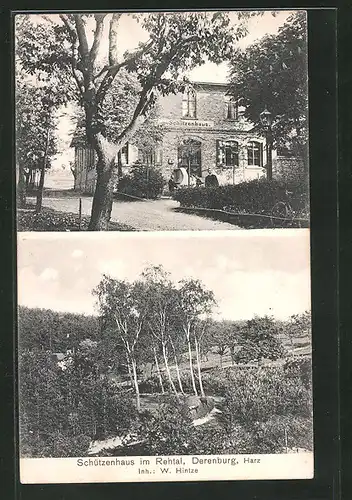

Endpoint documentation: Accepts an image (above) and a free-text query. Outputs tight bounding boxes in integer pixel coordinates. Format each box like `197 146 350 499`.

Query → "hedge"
172 178 310 217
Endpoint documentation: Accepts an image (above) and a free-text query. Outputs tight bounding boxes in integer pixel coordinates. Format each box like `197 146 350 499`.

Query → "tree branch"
94 39 153 81
89 14 107 68
108 13 122 66
74 14 89 63
59 14 77 42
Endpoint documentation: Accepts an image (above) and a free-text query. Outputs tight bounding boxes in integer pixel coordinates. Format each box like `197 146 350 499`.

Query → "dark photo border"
1 4 339 500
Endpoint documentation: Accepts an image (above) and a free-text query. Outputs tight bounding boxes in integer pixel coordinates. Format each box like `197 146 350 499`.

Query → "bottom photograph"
17 230 313 483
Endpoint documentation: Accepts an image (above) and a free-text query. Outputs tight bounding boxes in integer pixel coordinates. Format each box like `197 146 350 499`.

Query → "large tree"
17 12 252 229
228 11 308 161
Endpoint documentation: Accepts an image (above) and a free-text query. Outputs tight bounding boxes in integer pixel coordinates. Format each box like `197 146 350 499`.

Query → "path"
40 195 241 231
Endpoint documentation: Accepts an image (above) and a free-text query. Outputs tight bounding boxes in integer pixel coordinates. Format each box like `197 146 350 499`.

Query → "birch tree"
176 279 216 396
93 275 148 410
141 265 181 396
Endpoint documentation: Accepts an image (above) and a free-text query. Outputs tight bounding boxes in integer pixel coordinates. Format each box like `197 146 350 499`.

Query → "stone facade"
72 81 275 194
151 82 268 186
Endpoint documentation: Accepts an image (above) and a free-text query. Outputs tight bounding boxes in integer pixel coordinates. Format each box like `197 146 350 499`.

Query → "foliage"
17 208 135 231
173 178 310 217
233 316 286 363
228 11 308 158
18 305 99 352
19 348 139 457
217 366 313 453
283 355 312 389
18 264 313 456
16 82 58 174
134 365 313 455
117 164 165 200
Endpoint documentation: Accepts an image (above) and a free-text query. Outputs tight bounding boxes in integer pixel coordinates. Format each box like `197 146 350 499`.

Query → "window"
139 147 162 166
226 99 238 120
118 143 129 165
178 139 201 176
247 141 263 167
182 86 197 118
217 140 239 167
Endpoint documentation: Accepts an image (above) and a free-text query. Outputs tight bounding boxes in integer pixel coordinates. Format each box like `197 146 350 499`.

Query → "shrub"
283 355 312 389
173 178 309 217
133 366 313 455
233 316 287 364
19 349 139 457
117 164 165 200
139 375 167 394
218 366 313 429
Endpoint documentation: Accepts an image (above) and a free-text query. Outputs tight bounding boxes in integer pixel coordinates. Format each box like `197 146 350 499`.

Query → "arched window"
217 140 239 167
225 97 238 120
182 86 197 118
247 141 263 167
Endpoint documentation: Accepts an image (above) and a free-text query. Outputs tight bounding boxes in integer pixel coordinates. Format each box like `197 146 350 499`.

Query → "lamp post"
260 108 273 181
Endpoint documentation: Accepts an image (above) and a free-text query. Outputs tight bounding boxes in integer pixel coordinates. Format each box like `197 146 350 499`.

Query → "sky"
17 229 311 321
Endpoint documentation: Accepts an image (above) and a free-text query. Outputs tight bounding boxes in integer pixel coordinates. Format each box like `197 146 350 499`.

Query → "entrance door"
178 139 202 178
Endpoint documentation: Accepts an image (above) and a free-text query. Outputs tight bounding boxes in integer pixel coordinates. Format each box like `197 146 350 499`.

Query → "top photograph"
15 10 309 232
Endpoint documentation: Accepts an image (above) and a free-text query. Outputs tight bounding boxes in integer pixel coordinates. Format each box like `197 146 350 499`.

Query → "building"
72 81 278 194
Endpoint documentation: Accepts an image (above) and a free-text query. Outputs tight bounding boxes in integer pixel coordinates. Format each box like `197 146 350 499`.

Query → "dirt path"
40 196 241 231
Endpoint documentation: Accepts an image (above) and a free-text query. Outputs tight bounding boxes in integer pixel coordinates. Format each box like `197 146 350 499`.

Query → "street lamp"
260 108 273 181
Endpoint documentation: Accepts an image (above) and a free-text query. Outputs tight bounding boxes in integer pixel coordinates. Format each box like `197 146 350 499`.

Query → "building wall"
73 143 138 194
157 84 267 185
73 83 303 193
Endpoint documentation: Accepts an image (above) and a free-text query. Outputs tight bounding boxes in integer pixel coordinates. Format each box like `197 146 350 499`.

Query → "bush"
283 355 312 389
117 164 165 200
19 349 140 457
233 316 287 364
218 366 313 428
173 178 309 217
132 366 313 456
139 375 168 394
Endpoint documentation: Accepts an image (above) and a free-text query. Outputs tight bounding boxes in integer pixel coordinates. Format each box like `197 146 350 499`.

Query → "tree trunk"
153 347 165 394
187 338 198 396
36 117 51 214
130 356 140 411
87 113 146 231
17 165 27 208
161 343 178 395
169 338 184 394
194 337 205 397
125 352 134 390
35 162 46 213
174 355 185 395
219 354 223 369
88 161 116 230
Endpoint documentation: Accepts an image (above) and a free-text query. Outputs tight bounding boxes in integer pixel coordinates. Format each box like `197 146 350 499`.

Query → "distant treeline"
18 305 311 355
18 306 100 352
